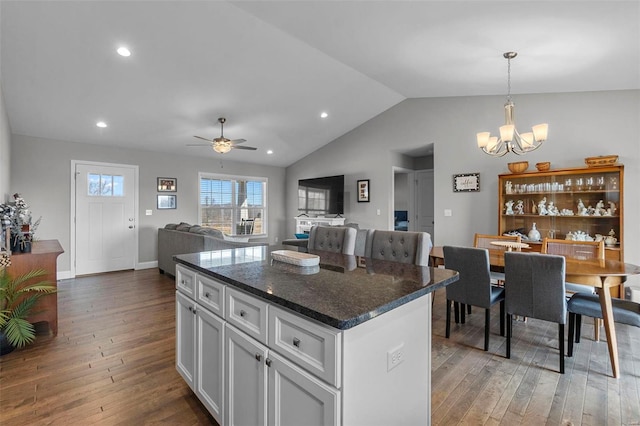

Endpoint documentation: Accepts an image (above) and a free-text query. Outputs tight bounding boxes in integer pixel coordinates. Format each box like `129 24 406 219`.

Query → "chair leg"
559 324 565 374
506 314 512 359
568 313 575 357
499 300 505 336
446 299 451 338
467 304 472 314
484 308 490 351
461 304 466 324
594 318 601 341
454 302 460 324
575 314 582 343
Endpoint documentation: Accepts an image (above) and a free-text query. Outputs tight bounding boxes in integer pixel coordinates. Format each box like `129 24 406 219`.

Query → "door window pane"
88 173 125 197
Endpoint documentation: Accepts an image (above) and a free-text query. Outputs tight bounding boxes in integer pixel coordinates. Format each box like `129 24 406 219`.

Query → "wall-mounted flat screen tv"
298 175 344 216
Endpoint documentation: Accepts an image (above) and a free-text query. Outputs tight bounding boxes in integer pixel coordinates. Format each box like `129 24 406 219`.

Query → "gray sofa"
158 223 268 276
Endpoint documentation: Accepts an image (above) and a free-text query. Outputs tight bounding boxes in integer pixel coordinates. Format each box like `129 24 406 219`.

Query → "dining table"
429 246 640 378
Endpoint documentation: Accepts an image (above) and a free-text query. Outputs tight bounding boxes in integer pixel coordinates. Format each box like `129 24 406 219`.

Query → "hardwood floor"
1 269 639 425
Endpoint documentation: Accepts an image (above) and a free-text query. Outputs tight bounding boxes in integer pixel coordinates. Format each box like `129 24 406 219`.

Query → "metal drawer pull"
240 310 247 318
293 337 301 348
255 353 262 362
265 358 272 367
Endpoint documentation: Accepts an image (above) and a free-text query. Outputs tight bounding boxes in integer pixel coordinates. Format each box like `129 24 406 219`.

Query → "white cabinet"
267 351 340 426
176 291 196 388
294 217 345 235
225 323 268 426
196 306 225 423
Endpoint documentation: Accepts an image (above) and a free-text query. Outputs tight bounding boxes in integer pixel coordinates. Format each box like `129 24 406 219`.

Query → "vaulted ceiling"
2 1 638 167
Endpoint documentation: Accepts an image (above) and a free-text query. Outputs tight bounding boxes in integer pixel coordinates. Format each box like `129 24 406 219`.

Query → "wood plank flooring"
1 269 639 425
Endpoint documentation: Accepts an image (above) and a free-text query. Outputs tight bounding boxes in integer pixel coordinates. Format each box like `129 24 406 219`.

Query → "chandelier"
477 52 548 157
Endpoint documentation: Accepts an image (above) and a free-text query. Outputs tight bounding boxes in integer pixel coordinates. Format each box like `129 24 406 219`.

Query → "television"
298 175 344 216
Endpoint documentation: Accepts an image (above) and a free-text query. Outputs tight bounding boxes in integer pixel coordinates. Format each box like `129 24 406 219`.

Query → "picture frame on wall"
357 179 370 202
453 173 480 192
157 194 177 209
157 177 177 192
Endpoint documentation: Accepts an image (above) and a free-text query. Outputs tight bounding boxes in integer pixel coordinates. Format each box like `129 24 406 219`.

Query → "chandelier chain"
506 56 512 103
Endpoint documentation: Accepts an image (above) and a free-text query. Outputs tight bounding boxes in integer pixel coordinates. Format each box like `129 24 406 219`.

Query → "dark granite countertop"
174 245 458 330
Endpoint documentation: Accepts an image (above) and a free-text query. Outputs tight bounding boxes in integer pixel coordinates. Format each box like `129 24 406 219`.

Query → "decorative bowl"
535 162 551 172
585 155 618 167
507 161 529 173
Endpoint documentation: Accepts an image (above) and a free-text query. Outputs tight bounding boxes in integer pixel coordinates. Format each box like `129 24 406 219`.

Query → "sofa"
158 222 268 276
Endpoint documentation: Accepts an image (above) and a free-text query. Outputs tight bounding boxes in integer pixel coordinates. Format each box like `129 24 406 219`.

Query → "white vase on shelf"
528 223 541 242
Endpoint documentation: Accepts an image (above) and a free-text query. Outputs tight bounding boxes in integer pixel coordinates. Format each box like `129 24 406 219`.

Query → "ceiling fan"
189 117 257 154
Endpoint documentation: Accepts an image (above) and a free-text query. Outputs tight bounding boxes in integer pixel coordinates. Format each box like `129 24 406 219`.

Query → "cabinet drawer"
196 274 225 318
226 287 268 345
176 264 196 299
269 306 341 388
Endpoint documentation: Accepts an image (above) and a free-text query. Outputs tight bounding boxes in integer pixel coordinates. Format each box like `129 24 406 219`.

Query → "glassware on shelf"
565 178 572 191
576 177 584 191
609 176 618 190
586 177 594 190
597 176 605 190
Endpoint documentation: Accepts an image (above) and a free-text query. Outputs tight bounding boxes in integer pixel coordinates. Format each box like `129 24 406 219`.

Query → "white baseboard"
57 270 73 280
136 261 158 270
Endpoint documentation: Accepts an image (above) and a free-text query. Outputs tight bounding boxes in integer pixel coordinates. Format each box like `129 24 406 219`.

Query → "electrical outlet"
387 343 405 372
444 209 452 217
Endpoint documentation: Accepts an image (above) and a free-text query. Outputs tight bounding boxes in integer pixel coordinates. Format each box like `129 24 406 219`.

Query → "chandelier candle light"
477 52 549 157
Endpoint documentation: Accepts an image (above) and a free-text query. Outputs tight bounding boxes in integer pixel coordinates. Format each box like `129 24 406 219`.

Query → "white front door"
74 162 137 275
416 170 435 243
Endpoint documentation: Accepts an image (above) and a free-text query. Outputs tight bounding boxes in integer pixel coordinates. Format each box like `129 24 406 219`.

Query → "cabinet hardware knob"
255 354 262 362
293 337 301 348
240 310 247 317
205 292 210 298
192 307 196 314
265 358 272 367
188 306 192 312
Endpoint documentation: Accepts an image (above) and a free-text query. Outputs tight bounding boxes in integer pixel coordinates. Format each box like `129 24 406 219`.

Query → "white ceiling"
2 1 638 167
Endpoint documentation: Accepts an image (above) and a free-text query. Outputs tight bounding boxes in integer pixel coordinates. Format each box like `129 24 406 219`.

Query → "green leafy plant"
0 268 56 348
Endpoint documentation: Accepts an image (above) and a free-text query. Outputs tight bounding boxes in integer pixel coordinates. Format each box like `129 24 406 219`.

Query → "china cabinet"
498 165 624 260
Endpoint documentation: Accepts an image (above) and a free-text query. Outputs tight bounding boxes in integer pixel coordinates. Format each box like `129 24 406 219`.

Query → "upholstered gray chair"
364 230 432 266
443 246 505 351
567 294 640 357
307 225 357 255
504 252 567 373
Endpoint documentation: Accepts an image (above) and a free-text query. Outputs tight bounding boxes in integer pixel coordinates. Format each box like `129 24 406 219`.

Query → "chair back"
307 225 357 255
504 252 567 324
443 246 493 308
474 233 522 252
365 230 432 266
541 238 604 260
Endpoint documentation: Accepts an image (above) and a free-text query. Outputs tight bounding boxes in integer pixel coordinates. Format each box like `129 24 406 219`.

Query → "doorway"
71 161 138 276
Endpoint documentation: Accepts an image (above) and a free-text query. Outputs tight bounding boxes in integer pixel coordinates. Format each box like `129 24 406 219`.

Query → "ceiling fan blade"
233 145 258 151
193 135 212 142
229 138 247 144
186 143 212 147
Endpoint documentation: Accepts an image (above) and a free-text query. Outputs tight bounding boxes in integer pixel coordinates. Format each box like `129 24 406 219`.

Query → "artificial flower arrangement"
0 193 41 253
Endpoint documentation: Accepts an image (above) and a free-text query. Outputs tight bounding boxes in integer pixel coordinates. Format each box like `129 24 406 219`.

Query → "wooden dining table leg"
597 278 619 378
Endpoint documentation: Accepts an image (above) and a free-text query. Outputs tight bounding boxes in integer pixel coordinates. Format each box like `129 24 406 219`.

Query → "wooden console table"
5 240 64 335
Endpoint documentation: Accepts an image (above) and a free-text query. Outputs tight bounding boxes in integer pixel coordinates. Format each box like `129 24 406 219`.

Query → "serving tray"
270 250 320 267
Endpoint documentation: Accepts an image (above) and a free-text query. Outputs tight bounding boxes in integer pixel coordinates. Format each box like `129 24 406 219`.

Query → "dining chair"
542 238 606 340
567 293 640 357
443 246 505 352
364 229 432 266
307 225 357 255
504 252 567 373
474 233 522 285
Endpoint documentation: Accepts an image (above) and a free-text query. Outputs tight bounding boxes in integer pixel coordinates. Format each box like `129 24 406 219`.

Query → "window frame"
198 172 268 237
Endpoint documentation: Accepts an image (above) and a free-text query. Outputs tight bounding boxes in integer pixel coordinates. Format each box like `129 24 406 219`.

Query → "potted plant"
0 268 56 355
0 193 41 253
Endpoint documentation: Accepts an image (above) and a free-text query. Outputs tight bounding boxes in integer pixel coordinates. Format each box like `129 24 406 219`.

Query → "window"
199 173 267 236
88 173 124 196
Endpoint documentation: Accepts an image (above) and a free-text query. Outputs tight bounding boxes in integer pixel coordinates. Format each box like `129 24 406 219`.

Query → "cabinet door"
267 351 340 426
226 324 268 426
176 291 196 389
196 307 225 425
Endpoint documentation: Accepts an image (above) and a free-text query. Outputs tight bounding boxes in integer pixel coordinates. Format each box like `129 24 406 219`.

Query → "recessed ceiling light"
117 47 131 57
96 121 107 128
267 150 274 155
320 112 328 118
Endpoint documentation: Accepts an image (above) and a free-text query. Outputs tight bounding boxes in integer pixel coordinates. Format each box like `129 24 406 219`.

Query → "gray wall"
10 134 286 275
0 85 10 202
286 90 640 285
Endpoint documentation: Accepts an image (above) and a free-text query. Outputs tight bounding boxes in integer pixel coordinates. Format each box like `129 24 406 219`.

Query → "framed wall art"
357 179 370 202
157 194 177 209
453 173 480 192
157 177 177 192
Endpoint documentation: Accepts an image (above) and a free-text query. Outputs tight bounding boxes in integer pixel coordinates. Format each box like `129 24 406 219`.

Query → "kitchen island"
174 246 458 426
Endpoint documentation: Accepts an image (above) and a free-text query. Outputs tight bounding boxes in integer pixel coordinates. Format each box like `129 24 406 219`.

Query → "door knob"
128 225 134 229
